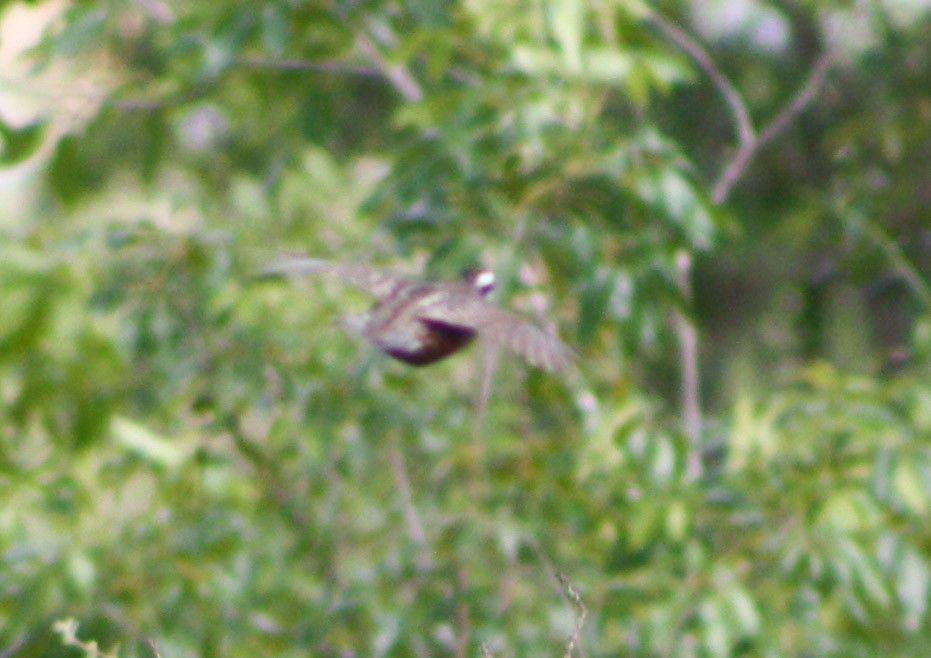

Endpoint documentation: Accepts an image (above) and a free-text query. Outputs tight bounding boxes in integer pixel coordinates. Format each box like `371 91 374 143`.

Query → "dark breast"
367 285 480 366
383 320 477 366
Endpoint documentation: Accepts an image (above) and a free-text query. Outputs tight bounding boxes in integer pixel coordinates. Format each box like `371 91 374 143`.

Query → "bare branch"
145 638 164 658
354 32 424 102
645 12 750 459
0 634 27 658
645 12 835 468
861 219 931 309
555 572 588 658
674 250 702 480
757 50 833 149
646 11 755 150
455 564 471 658
236 55 380 76
647 11 834 205
389 448 430 549
523 536 589 658
713 50 833 203
225 414 311 531
473 344 498 443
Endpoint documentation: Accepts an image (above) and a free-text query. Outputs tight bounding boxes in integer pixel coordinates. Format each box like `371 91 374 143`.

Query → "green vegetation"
2 1 930 656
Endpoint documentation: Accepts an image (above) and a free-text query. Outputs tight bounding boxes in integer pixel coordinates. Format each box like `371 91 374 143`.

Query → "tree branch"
646 11 755 151
645 12 835 470
647 10 834 204
389 447 432 555
713 50 833 203
236 55 380 76
354 32 424 102
674 250 702 480
555 572 588 658
861 218 931 310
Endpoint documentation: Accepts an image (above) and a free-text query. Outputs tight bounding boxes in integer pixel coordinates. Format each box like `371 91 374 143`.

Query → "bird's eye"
473 270 495 294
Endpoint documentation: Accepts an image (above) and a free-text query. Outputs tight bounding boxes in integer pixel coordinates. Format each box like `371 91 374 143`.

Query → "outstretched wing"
418 299 575 372
257 256 416 299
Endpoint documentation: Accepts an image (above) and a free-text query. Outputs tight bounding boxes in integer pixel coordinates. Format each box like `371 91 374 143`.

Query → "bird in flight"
260 257 575 372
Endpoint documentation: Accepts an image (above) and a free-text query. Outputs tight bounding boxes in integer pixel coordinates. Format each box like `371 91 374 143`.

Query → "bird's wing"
257 256 416 299
419 300 575 372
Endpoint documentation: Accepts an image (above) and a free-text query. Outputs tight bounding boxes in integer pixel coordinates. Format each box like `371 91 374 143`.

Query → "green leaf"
110 416 188 469
49 6 106 57
261 4 289 58
577 271 612 347
46 134 105 204
586 47 635 81
724 585 761 637
893 460 928 516
0 118 45 166
634 167 717 249
546 0 583 73
699 597 731 658
664 498 689 541
897 546 929 629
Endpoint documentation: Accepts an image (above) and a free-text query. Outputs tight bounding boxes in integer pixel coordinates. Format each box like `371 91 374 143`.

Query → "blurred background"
2 0 931 656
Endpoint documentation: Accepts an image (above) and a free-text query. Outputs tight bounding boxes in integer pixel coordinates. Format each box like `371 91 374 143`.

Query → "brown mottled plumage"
261 257 574 372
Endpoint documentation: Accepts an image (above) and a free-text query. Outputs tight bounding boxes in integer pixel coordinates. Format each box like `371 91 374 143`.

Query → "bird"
259 256 575 372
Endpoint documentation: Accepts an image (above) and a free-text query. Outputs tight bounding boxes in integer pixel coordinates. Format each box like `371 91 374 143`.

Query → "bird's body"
261 257 574 372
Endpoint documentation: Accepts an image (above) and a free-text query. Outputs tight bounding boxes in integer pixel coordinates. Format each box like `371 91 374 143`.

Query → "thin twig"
713 50 833 203
455 563 471 658
756 51 833 149
646 11 834 204
225 414 310 530
389 448 430 548
524 537 589 658
555 572 588 658
646 12 835 473
235 55 380 76
354 32 423 102
861 220 931 309
0 634 27 658
473 344 497 444
145 638 163 658
646 12 755 151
